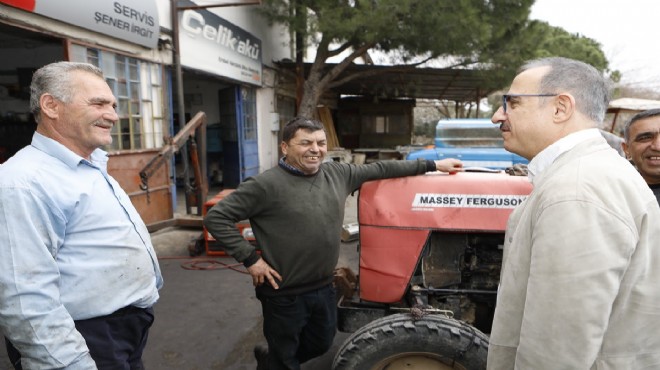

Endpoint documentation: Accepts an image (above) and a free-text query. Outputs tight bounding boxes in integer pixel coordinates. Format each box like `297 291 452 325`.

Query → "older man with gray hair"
488 57 660 369
0 61 162 369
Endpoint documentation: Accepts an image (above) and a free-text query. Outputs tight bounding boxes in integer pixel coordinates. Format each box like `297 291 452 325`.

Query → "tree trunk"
298 85 320 118
298 67 325 118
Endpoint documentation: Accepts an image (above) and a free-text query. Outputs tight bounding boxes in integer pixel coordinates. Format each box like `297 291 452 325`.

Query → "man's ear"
621 141 631 159
40 94 60 120
280 141 288 156
553 93 575 122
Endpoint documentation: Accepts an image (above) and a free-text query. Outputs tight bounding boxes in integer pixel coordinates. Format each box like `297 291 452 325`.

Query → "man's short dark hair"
281 117 325 142
623 108 660 141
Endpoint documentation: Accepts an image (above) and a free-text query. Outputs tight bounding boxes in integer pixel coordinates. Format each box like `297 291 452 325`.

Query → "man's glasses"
502 94 558 113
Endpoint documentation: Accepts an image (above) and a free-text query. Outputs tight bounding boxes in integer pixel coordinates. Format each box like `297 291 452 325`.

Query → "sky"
530 0 660 92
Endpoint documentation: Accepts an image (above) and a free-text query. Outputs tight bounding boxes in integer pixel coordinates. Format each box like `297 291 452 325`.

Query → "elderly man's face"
622 116 660 184
51 71 118 158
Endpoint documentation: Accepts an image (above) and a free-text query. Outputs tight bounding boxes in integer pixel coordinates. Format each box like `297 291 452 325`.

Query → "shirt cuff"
243 250 260 268
425 160 436 172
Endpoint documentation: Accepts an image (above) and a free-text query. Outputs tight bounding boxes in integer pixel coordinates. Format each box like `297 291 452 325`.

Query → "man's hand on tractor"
247 258 282 289
434 158 464 174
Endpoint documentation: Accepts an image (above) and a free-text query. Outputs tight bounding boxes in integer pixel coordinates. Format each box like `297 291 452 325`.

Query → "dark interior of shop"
0 23 63 163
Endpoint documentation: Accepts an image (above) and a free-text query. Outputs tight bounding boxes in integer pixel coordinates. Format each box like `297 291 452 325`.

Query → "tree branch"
317 42 377 86
327 41 354 58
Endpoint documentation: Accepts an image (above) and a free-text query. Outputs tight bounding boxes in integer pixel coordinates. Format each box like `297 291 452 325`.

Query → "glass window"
102 51 116 78
362 114 409 135
116 56 126 80
241 87 257 141
129 60 139 80
375 116 386 133
117 81 128 97
70 44 86 63
130 82 140 101
69 44 167 151
86 49 99 67
119 118 131 149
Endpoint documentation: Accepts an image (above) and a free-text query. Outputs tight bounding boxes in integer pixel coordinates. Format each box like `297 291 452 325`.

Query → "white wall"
182 76 232 125
257 66 280 171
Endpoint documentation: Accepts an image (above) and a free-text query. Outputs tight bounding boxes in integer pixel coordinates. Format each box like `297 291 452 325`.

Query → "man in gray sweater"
204 117 462 370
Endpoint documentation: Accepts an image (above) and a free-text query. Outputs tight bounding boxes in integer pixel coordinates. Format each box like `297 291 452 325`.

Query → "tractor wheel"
332 313 489 370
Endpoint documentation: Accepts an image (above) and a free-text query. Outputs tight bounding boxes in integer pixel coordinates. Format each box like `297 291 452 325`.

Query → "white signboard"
0 0 160 48
178 2 262 86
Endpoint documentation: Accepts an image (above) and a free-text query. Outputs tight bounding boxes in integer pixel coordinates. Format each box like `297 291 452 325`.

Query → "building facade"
0 0 294 225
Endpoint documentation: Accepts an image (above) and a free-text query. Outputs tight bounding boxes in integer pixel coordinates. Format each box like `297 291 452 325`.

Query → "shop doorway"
0 22 64 162
218 85 258 188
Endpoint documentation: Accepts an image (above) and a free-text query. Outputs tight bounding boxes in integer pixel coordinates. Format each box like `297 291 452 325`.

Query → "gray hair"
623 108 660 141
519 57 611 124
30 61 104 122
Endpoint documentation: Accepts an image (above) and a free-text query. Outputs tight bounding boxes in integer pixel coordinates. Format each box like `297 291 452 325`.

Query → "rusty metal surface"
108 150 173 226
129 189 174 225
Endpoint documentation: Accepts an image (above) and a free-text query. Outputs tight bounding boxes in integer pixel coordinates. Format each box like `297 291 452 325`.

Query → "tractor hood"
357 171 532 303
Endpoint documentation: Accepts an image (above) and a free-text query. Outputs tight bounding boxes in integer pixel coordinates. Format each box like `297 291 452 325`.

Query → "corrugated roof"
607 98 660 112
276 61 498 102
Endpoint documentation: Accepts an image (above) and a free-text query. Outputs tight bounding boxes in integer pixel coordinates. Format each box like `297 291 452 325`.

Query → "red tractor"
332 170 533 370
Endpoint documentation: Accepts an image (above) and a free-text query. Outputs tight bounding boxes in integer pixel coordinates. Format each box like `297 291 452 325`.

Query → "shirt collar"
31 132 109 171
279 156 308 176
527 128 601 182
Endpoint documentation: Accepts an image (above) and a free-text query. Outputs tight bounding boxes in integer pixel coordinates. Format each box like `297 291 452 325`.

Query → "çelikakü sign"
0 0 160 48
178 0 262 86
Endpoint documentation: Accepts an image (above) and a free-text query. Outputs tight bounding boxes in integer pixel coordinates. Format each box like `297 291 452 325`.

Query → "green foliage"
259 0 535 63
258 0 614 116
479 20 616 90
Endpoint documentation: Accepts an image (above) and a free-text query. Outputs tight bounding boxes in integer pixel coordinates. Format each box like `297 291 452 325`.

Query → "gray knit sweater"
203 159 431 296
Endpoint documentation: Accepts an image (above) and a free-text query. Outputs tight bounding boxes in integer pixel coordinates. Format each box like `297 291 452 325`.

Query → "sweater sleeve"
341 158 429 191
203 178 265 265
425 160 437 172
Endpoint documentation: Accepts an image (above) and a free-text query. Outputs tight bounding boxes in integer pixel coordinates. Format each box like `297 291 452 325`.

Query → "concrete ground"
0 190 360 370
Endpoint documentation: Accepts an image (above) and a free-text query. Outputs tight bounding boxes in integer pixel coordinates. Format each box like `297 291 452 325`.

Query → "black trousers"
5 306 154 370
256 284 337 370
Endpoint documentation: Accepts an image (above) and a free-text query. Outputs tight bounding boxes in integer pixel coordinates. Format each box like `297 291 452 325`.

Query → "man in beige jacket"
488 57 660 369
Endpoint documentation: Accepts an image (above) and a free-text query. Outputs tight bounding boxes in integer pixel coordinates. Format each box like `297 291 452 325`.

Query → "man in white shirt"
0 61 162 369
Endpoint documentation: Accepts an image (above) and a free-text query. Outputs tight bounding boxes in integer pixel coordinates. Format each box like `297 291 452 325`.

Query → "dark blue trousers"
257 284 337 370
5 306 154 370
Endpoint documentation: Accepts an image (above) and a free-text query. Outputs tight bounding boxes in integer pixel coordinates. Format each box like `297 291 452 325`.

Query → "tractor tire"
332 313 489 370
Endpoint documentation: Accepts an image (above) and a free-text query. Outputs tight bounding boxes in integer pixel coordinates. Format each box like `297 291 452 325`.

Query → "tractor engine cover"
358 171 532 303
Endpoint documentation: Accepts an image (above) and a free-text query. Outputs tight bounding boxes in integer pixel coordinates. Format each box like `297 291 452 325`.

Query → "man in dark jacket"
204 117 462 370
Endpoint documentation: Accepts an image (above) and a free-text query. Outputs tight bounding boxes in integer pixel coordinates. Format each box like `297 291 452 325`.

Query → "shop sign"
0 0 159 48
178 1 262 86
